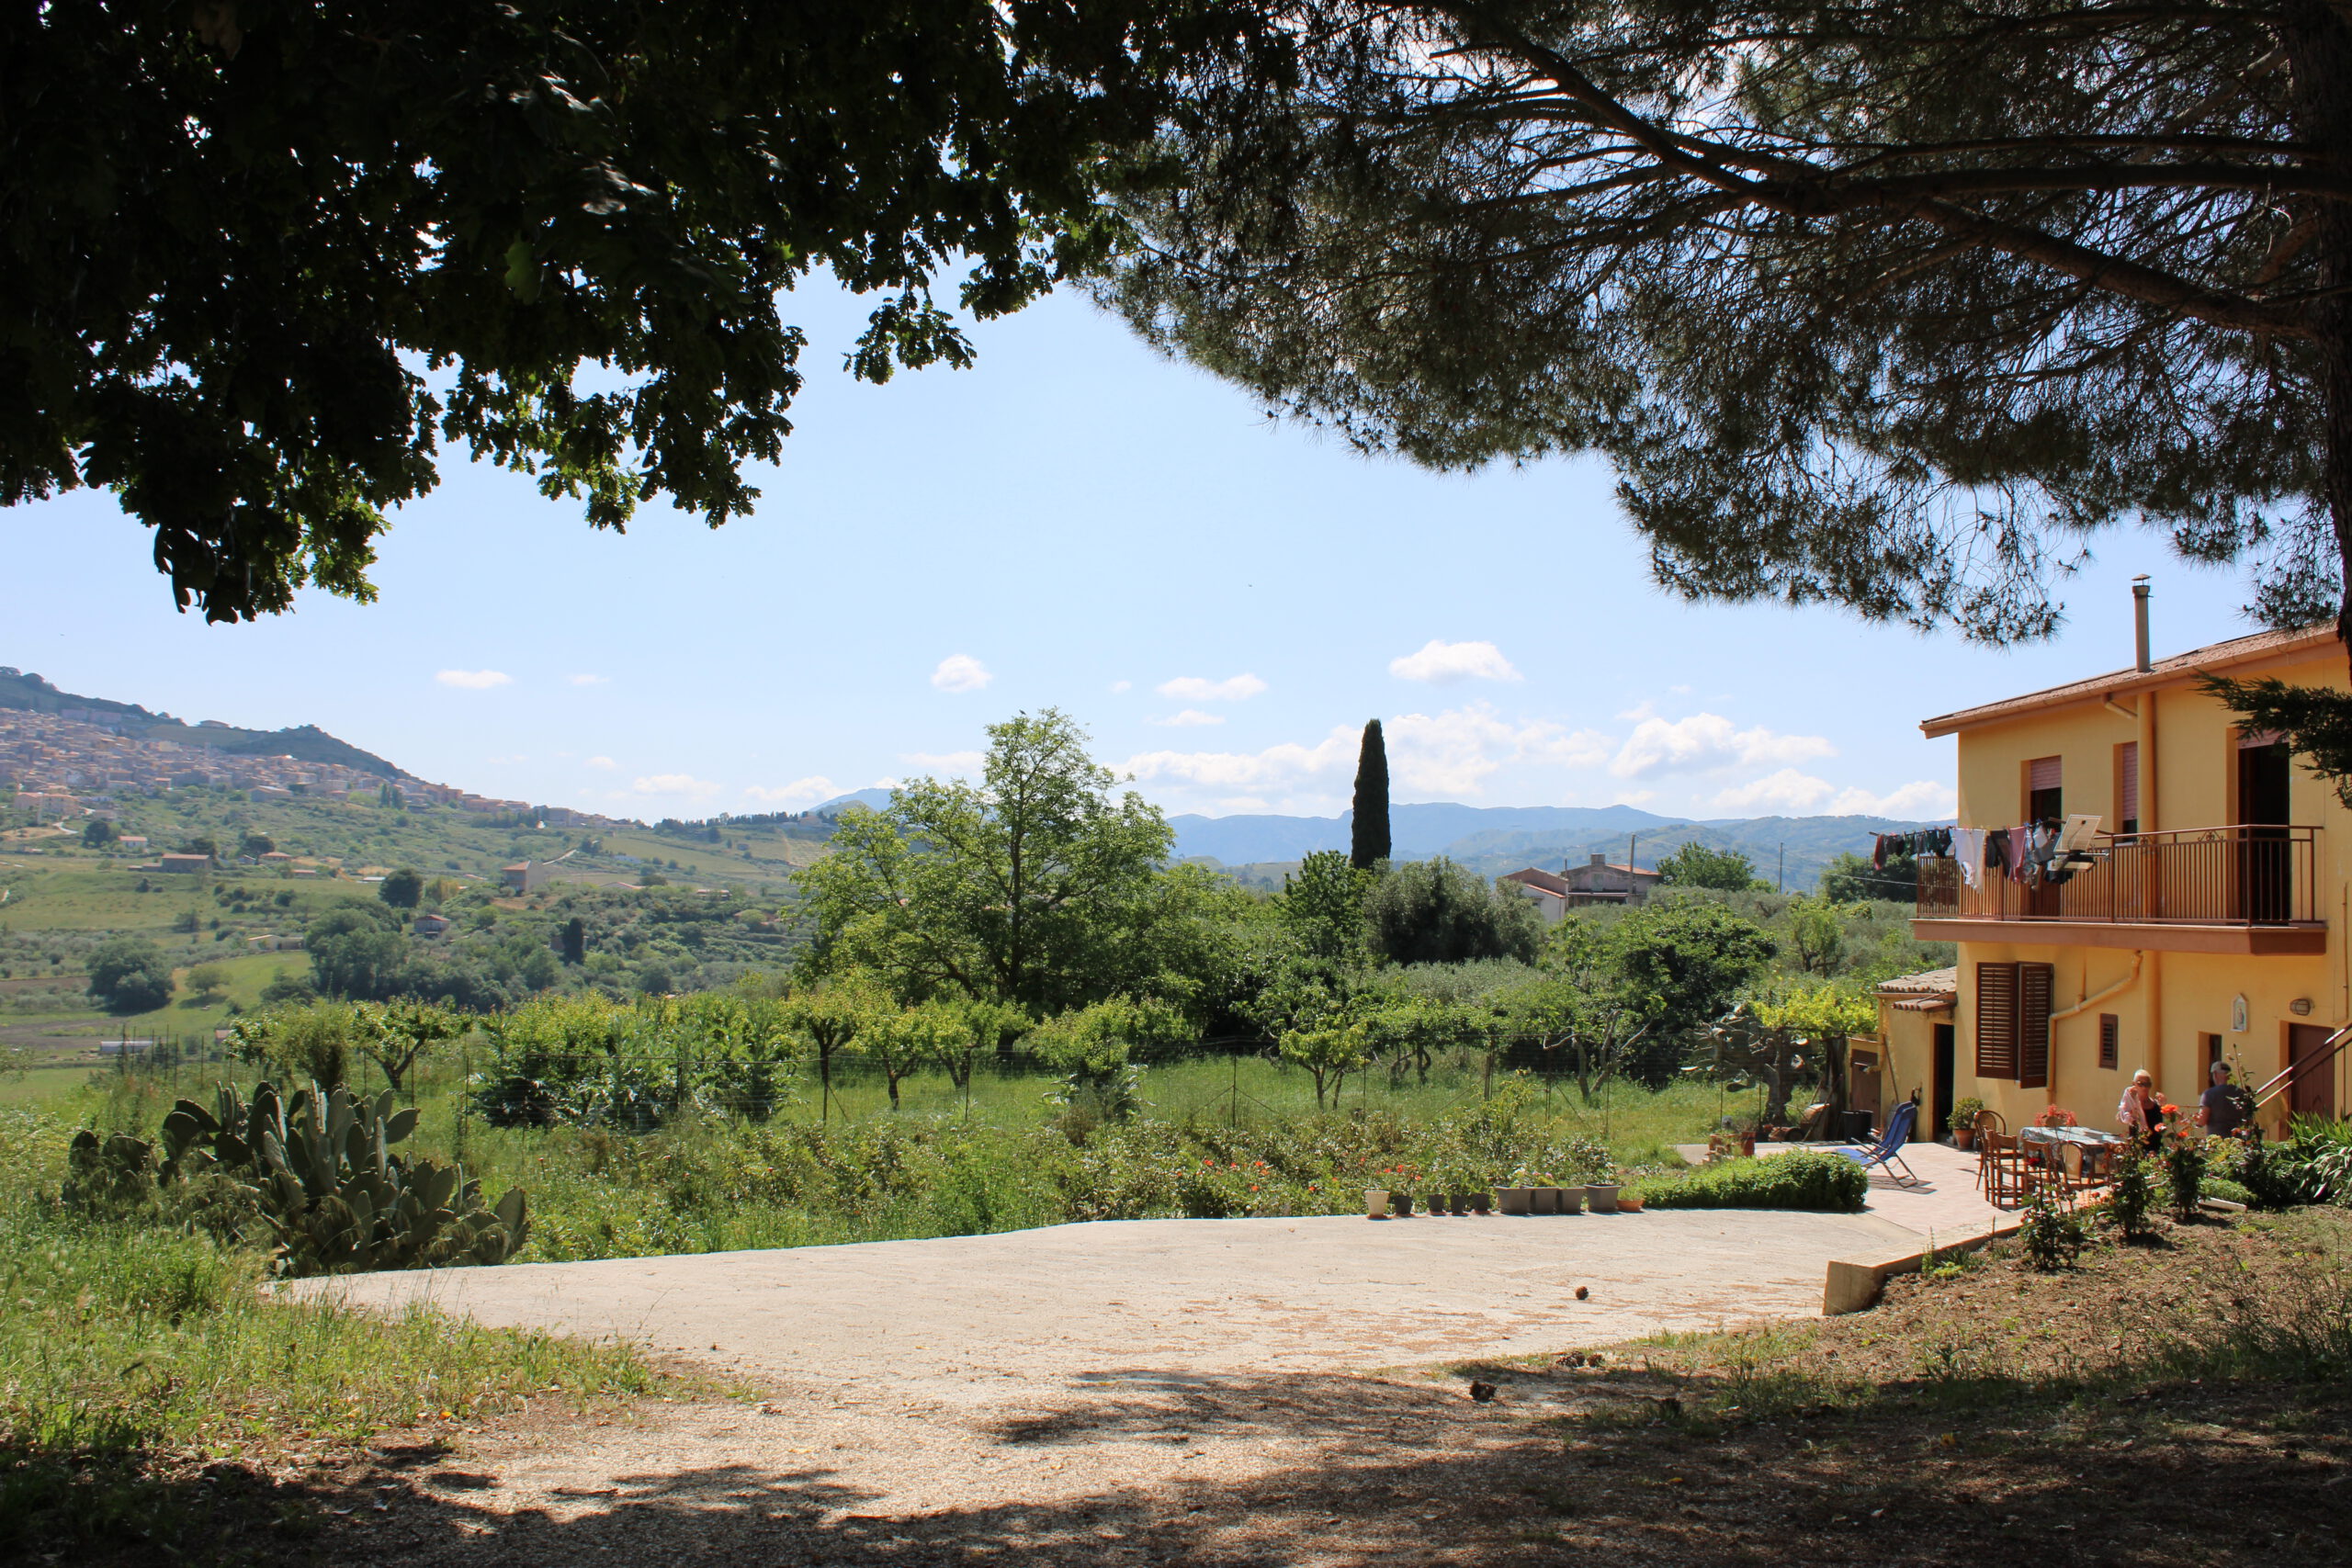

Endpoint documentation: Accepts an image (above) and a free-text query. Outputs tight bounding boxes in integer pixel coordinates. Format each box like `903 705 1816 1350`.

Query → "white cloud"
1109 680 1133 694
1385 707 1609 795
1120 727 1359 793
743 776 845 808
930 654 992 694
1834 780 1960 818
585 756 616 771
1709 769 1838 814
435 669 512 690
1121 704 1615 805
1388 639 1522 684
1611 711 1836 778
1151 709 1227 727
569 673 608 686
630 773 723 801
1156 673 1269 703
901 750 985 773
1707 772 1957 819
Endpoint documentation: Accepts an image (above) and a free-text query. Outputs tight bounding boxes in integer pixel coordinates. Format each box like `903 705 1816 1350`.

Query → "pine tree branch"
1426 1 2315 338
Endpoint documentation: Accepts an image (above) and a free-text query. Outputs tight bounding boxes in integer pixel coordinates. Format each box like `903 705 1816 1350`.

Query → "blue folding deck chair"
1833 1100 1921 1188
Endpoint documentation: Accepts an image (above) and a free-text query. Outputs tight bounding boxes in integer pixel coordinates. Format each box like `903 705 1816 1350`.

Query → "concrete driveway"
311 1206 1919 1400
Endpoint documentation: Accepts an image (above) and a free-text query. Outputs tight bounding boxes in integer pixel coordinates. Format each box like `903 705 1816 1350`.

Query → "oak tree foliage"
4 1 1253 618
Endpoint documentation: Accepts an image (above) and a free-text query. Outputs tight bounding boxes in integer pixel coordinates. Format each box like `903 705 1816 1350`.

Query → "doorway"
2288 1023 2337 1120
2238 740 2291 920
1932 1023 1956 1137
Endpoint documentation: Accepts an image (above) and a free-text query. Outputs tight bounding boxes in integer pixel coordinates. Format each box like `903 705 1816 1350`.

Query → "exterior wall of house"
1870 1011 1944 1132
1935 639 2352 1136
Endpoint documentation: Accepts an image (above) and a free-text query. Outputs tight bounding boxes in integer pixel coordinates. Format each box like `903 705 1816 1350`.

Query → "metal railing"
1917 824 2323 927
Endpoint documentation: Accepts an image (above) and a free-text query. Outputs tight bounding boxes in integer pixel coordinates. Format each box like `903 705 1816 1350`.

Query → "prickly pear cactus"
151 1079 529 1277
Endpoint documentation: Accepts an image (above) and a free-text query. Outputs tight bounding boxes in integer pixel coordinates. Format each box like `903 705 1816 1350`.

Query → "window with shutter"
2018 964 2053 1089
1976 963 2018 1078
2098 1013 2120 1070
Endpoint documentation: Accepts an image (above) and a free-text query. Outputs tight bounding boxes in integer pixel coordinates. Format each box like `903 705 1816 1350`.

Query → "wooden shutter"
2018 963 2053 1089
2029 756 2063 790
2117 742 2139 828
1975 963 2018 1078
2098 1012 2120 1070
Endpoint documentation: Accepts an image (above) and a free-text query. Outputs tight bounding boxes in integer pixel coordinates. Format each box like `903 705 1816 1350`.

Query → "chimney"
2132 576 2152 673
1589 852 1608 867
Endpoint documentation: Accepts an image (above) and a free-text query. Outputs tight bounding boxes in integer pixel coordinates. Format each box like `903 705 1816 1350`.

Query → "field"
19 1043 1734 1262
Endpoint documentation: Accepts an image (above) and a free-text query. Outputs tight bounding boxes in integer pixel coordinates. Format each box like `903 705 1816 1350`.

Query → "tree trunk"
2284 4 2352 666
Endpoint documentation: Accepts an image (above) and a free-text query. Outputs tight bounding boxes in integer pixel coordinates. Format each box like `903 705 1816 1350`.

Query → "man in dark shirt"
2197 1061 2254 1138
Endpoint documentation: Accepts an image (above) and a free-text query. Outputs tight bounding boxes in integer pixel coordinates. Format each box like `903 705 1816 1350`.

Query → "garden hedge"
1632 1151 1869 1212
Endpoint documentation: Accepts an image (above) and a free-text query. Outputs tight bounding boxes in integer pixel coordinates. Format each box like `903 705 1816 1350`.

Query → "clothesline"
1876 816 2103 889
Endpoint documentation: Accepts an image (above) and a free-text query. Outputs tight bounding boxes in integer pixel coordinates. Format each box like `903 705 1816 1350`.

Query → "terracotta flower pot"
1954 1128 1976 1151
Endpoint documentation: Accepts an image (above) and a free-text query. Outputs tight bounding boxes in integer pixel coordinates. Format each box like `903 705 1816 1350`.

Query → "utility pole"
1626 832 1637 899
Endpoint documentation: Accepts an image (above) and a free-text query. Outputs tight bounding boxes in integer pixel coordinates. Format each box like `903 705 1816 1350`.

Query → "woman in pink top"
2117 1069 2165 1151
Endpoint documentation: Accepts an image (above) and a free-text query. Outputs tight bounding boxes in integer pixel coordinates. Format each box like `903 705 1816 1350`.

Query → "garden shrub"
1631 1151 1866 1212
2107 1147 2158 1240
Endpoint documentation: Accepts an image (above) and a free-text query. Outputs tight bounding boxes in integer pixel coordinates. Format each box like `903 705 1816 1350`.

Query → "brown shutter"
1975 963 2018 1078
2117 743 2138 827
2098 1012 2120 1070
2018 963 2053 1089
2029 756 2063 790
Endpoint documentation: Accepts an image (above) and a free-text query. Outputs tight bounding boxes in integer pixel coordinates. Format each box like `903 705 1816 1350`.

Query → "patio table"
2018 1124 2123 1177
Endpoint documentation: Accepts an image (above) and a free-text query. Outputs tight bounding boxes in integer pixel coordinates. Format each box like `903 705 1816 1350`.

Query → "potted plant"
2033 1104 2079 1129
1951 1096 1985 1149
1364 1186 1390 1220
1529 1174 1560 1215
1497 1183 1533 1215
1586 1176 1622 1213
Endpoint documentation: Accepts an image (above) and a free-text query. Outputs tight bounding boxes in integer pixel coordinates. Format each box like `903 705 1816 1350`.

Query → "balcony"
1913 825 2328 954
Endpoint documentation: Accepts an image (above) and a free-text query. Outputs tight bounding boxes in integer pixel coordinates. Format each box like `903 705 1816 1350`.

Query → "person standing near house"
2195 1061 2255 1139
2118 1069 2166 1151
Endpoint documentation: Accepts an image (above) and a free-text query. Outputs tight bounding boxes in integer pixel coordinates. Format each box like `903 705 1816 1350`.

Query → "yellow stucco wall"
1929 641 2352 1136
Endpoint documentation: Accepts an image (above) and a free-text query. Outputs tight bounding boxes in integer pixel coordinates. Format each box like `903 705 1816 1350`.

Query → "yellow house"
1878 615 2350 1142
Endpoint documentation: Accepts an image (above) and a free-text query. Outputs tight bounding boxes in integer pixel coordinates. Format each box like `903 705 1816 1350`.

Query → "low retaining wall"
1823 1219 2024 1315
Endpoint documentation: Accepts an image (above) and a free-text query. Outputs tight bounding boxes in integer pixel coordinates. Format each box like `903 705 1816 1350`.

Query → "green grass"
17 1050 1721 1262
0 1104 670 1554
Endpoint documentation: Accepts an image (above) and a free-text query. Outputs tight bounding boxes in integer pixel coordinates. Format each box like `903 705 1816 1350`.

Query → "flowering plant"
2034 1105 2079 1128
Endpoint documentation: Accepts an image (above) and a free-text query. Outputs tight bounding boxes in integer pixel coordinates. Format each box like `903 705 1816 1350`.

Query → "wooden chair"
1978 1132 2029 1207
1973 1107 2009 1138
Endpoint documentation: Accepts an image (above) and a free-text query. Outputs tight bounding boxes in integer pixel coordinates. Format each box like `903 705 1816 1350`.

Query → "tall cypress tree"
1350 719 1391 870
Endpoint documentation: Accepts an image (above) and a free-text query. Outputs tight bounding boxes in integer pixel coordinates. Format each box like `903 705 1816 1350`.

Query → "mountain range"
816 791 1943 893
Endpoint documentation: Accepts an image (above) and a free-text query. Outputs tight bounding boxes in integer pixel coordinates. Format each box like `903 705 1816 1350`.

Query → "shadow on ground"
14 1356 2347 1568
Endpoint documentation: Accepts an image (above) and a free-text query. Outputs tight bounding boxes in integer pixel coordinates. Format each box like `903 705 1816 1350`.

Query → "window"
1976 961 2054 1087
2115 741 2139 836
2098 1013 2120 1070
2028 755 2063 824
2204 1032 2224 1069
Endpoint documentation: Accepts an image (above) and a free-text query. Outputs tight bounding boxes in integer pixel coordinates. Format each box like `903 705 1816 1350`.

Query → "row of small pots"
1364 1184 1629 1218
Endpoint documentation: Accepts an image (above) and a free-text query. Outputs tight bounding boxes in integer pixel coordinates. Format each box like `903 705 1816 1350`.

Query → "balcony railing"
1917 825 2322 927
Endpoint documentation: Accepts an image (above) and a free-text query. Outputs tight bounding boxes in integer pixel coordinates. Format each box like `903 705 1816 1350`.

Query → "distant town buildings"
0 708 622 829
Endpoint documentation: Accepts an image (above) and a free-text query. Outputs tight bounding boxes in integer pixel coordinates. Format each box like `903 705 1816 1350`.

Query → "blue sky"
5 281 2268 825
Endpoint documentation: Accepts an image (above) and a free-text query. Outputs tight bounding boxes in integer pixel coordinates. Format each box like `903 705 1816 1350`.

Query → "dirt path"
296 1208 1918 1564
